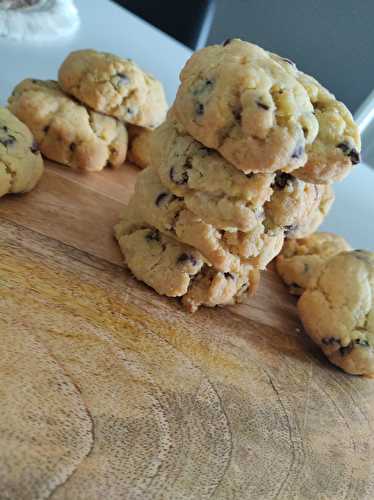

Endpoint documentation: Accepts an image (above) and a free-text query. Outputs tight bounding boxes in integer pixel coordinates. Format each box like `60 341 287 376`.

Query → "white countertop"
0 0 372 249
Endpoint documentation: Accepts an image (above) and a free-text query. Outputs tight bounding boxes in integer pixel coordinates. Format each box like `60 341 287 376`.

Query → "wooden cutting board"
0 161 373 500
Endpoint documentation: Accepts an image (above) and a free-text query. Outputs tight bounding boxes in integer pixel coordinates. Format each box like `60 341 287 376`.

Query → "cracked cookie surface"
119 167 283 272
174 39 318 174
152 117 274 231
276 232 351 295
8 79 128 172
0 106 44 197
298 250 374 376
271 54 361 183
58 49 168 128
115 218 259 312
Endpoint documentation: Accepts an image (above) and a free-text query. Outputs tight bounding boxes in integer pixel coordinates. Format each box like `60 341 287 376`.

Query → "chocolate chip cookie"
298 250 374 376
58 49 168 128
8 79 128 172
271 54 361 183
174 39 318 174
152 117 274 230
276 232 351 295
0 107 43 197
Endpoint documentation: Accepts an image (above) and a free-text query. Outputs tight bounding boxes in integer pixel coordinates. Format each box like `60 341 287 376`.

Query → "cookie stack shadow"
115 39 361 312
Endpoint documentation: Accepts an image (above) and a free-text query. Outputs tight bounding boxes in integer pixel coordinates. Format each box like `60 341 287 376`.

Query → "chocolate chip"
274 172 293 189
30 139 39 154
340 342 354 356
223 38 232 46
224 272 235 280
1 125 8 132
43 125 50 133
196 103 204 116
284 224 298 235
337 142 360 165
155 192 168 206
355 338 369 347
322 337 341 346
127 107 134 115
169 166 188 185
145 229 160 242
205 79 213 86
256 101 269 110
69 142 76 152
233 107 242 121
291 144 304 159
0 135 16 147
177 253 197 266
246 172 254 178
116 73 129 85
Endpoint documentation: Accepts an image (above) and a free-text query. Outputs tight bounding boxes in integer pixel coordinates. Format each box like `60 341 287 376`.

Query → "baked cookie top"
8 79 128 172
271 53 361 183
298 250 374 376
174 39 318 174
58 49 168 128
276 232 351 294
0 106 44 197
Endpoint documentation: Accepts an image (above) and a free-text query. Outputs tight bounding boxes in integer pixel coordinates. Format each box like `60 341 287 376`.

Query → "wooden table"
0 162 373 499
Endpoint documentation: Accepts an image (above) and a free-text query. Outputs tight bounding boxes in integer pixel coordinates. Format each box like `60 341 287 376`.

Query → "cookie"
58 49 168 128
264 172 324 233
123 167 283 272
173 39 318 174
127 125 151 169
117 225 204 297
270 54 361 183
0 107 44 197
152 118 274 230
115 218 259 311
287 185 334 239
276 232 351 295
152 117 274 203
8 79 128 172
182 265 260 313
298 250 374 376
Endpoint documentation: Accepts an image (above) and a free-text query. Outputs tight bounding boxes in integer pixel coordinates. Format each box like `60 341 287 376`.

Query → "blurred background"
114 0 374 114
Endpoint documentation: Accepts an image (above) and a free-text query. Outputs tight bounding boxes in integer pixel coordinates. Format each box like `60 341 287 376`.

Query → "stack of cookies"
8 49 167 172
115 39 360 312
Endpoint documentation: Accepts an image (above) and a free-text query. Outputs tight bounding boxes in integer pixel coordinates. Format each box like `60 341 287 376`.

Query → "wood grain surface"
0 161 374 500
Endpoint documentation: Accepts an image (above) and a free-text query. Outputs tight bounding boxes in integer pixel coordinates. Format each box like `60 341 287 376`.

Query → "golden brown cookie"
0 106 43 197
8 79 128 172
58 49 168 128
174 39 318 174
298 250 374 376
127 125 151 169
276 232 351 294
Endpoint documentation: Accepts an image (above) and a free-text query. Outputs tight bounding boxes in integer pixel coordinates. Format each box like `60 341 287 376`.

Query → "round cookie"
8 79 128 172
271 54 361 183
298 250 374 376
0 107 44 197
115 217 259 312
152 117 274 204
276 232 351 295
58 49 168 128
264 172 324 233
127 125 151 169
174 39 318 174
